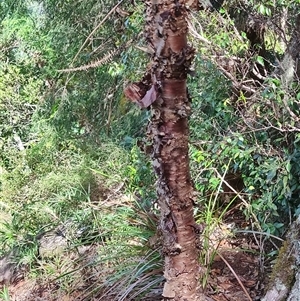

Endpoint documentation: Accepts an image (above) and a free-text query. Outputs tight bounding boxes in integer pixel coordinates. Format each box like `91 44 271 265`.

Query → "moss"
268 239 296 291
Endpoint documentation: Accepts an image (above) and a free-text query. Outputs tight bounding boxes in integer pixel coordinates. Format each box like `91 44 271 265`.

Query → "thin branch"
187 19 211 45
70 0 124 66
217 64 257 94
281 95 299 121
235 230 284 242
213 168 261 229
89 38 112 56
217 251 253 301
220 10 245 43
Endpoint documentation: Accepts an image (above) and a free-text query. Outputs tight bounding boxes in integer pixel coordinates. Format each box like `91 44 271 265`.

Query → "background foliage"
1 0 300 299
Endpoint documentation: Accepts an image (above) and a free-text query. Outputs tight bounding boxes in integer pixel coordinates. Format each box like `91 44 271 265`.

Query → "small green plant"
0 286 10 301
124 144 155 199
195 161 238 287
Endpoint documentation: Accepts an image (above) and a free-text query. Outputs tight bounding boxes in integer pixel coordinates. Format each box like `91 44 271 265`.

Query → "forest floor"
0 200 276 301
205 207 269 301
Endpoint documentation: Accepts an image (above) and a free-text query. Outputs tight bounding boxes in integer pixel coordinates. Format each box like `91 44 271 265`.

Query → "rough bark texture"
146 1 203 300
262 216 300 301
280 14 300 86
125 0 203 300
149 79 202 301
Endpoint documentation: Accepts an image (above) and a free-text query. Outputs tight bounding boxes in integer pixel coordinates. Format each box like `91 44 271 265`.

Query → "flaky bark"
149 79 202 301
125 1 203 300
147 2 202 300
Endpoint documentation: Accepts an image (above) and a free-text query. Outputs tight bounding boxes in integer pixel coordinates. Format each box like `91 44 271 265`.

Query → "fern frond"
58 49 118 73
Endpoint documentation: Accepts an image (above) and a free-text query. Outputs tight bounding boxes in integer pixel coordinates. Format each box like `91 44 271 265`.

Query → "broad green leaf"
256 56 265 66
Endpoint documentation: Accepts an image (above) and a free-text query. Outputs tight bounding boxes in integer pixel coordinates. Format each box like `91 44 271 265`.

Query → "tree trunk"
150 80 203 300
262 216 300 301
147 1 203 299
279 13 300 87
125 1 204 300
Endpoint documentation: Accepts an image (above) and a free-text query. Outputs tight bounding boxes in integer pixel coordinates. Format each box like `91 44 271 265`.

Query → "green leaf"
274 222 284 229
256 56 265 66
267 169 277 182
258 4 266 15
265 7 272 16
283 176 288 190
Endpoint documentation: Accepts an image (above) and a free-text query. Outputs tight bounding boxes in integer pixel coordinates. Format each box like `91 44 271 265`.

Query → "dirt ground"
0 205 275 301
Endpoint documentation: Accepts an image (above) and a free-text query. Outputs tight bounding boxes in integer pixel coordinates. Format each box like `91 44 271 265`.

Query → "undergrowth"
2 1 300 300
0 115 160 299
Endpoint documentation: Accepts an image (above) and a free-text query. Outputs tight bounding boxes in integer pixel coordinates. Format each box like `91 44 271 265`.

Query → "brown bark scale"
125 1 203 300
145 1 203 300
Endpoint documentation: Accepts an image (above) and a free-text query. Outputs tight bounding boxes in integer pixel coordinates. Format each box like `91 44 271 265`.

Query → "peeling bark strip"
150 79 202 300
148 12 202 301
125 0 202 300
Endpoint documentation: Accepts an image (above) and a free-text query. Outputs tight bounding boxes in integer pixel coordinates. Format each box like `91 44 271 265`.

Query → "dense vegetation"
0 0 300 299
